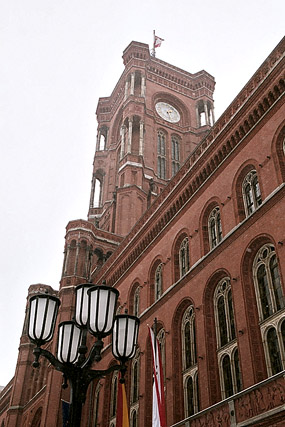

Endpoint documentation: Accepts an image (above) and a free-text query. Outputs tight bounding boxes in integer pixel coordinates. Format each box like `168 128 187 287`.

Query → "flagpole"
153 317 157 358
152 30 156 57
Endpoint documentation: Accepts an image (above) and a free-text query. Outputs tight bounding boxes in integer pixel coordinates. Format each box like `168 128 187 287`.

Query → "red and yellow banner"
116 378 129 427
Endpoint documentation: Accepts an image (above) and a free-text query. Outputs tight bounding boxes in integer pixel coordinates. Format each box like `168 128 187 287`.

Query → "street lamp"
28 283 140 427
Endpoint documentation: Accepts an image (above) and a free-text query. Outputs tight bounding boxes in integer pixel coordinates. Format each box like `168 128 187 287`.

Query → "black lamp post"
28 283 140 427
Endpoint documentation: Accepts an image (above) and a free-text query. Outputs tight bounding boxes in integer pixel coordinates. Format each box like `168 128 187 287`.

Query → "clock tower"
88 41 215 236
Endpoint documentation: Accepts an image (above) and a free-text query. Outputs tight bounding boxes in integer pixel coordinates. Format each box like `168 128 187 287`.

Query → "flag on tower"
116 375 129 427
154 35 164 48
152 30 164 57
148 326 167 427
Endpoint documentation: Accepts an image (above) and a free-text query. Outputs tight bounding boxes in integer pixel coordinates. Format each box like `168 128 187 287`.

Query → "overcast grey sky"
0 0 284 386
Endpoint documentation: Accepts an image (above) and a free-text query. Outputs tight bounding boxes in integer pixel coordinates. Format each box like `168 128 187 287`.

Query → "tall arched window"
208 206 222 249
182 306 199 417
155 264 163 301
171 136 180 176
179 237 190 278
94 178 103 208
133 286 140 317
93 382 101 427
214 278 236 347
242 170 262 216
157 131 166 179
130 350 140 424
253 244 285 376
253 244 284 321
214 278 242 398
130 410 138 427
110 372 118 425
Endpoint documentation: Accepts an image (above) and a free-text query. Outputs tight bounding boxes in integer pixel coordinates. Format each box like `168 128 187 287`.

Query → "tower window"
171 136 180 176
157 131 166 179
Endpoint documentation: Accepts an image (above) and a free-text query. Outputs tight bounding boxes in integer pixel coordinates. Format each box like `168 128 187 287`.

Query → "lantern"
28 294 60 346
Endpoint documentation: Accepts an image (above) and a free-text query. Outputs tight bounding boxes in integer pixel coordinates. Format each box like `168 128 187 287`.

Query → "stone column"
61 248 68 277
74 243 80 275
89 174 96 208
204 101 209 125
139 120 144 155
120 125 125 159
141 75 146 97
96 130 101 151
196 106 200 127
211 104 215 124
127 118 133 153
130 73 135 95
63 245 71 276
124 80 129 101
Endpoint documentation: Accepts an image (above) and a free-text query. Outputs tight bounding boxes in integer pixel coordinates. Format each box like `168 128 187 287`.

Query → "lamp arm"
32 346 65 373
85 363 121 383
81 337 104 369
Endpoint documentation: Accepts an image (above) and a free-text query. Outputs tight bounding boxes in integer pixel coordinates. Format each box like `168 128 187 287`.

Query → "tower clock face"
155 102 180 123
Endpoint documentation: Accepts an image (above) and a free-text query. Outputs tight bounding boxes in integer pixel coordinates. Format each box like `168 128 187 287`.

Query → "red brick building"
0 38 284 427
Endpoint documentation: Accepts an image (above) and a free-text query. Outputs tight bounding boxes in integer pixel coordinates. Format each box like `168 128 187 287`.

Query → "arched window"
131 355 140 404
94 177 103 208
97 126 108 151
253 244 284 322
182 306 199 417
133 286 140 317
130 350 140 424
157 328 166 380
253 244 285 376
208 207 222 249
31 407 42 427
179 237 190 278
110 372 118 424
266 328 282 375
182 306 197 370
157 131 166 179
93 382 101 427
214 278 236 347
214 278 242 398
222 355 233 398
155 264 163 301
171 136 180 176
130 409 138 427
242 170 262 216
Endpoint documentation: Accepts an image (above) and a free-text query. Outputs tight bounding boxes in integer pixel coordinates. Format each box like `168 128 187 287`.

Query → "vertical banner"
148 326 167 427
116 374 129 427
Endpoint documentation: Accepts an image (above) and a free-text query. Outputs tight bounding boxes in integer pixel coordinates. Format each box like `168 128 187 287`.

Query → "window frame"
179 237 190 278
242 170 262 216
208 206 223 249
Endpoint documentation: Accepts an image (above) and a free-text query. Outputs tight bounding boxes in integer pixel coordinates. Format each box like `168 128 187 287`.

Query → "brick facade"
0 38 284 427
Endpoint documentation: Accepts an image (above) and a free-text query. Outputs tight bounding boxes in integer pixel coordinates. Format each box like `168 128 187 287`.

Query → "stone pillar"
96 130 101 151
127 118 133 153
63 245 71 276
130 73 135 95
74 243 80 275
124 80 129 101
196 106 200 127
139 120 144 155
120 125 126 159
141 75 146 97
61 249 67 278
204 101 209 125
211 104 215 124
89 174 96 208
